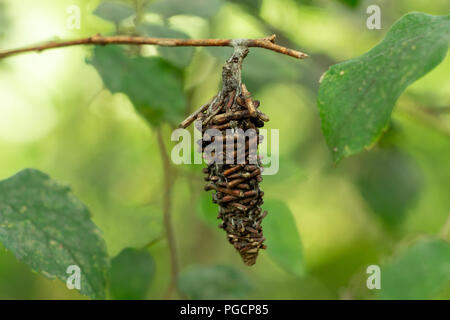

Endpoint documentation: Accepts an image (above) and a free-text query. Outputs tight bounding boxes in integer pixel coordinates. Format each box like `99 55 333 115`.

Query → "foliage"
88 45 186 126
110 248 155 299
380 239 450 299
318 13 449 162
0 0 449 301
0 169 109 299
93 1 135 24
138 24 194 68
262 199 304 277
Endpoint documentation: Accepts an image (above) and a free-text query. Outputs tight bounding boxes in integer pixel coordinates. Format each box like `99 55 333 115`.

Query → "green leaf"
380 239 450 299
148 0 223 19
262 199 304 277
178 265 252 299
88 45 186 126
317 13 450 163
110 248 155 300
93 1 135 23
0 169 109 299
138 24 194 68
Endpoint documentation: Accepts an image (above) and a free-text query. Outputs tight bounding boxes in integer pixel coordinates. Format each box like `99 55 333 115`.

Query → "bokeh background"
0 0 449 299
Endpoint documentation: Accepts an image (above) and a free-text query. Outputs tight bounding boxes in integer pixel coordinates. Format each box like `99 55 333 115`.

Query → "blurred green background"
0 0 449 299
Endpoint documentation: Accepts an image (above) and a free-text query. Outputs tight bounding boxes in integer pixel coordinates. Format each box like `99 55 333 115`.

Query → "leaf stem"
0 34 308 60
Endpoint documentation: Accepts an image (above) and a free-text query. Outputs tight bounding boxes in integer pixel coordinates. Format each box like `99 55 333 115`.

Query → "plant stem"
155 128 179 299
0 34 308 60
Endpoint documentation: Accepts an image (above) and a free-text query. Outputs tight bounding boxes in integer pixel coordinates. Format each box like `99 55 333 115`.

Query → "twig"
241 84 257 117
179 94 217 129
156 128 179 299
0 34 308 60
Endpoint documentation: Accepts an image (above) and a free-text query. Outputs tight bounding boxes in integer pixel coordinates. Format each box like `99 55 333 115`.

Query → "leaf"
138 24 194 68
354 148 423 227
0 169 109 299
110 248 155 300
380 239 450 299
148 0 223 19
93 1 135 23
178 265 252 299
88 45 186 126
262 199 304 277
317 13 450 163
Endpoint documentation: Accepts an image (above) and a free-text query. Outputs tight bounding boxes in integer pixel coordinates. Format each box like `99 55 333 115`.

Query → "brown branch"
179 94 217 129
0 34 308 60
241 84 257 117
156 128 179 299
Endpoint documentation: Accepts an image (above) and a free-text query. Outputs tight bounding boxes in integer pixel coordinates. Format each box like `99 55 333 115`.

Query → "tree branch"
0 34 308 60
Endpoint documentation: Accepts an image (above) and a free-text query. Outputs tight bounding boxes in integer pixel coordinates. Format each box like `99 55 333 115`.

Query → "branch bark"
0 34 308 60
